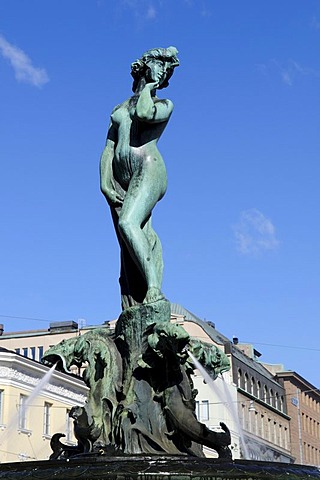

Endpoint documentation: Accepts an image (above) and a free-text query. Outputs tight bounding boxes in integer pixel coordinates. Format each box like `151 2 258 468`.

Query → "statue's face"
145 57 171 87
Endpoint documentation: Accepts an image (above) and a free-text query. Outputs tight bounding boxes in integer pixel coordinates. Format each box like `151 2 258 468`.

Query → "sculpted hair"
131 46 179 92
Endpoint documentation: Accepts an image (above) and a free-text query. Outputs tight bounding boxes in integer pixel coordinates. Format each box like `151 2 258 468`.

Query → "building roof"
171 304 282 385
170 303 230 346
276 370 320 396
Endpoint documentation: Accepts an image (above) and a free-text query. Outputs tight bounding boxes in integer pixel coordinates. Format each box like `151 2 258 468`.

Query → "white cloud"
311 15 320 30
255 63 268 76
0 34 49 87
121 0 158 21
234 209 280 255
200 0 212 17
279 60 311 87
119 0 209 21
256 59 319 86
146 5 157 19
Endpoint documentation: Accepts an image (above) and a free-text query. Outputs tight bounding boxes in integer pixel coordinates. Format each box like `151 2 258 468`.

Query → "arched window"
245 373 251 393
269 388 275 407
280 396 284 412
238 369 243 388
257 381 261 400
264 385 268 403
270 389 275 407
252 377 257 397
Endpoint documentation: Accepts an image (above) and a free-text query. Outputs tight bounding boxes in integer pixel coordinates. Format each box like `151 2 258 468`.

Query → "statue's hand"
103 187 124 207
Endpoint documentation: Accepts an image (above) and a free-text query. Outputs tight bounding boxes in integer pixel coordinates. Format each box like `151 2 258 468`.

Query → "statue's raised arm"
100 47 179 309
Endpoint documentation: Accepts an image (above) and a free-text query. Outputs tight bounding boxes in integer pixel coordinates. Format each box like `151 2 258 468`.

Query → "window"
200 400 209 421
30 347 36 360
195 401 209 422
244 373 249 392
257 381 261 400
22 348 28 357
241 404 246 429
66 409 73 442
260 414 264 437
239 369 246 389
284 427 288 450
278 424 282 446
270 389 274 407
264 385 269 403
280 395 284 412
19 395 28 430
249 409 257 434
254 411 258 434
38 346 44 361
15 348 20 355
302 412 306 431
266 418 271 441
252 377 256 397
272 421 277 443
43 402 52 436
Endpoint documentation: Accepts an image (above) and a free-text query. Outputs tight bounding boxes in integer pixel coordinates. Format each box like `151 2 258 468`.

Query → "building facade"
228 342 293 462
275 370 320 466
0 347 87 463
0 321 84 366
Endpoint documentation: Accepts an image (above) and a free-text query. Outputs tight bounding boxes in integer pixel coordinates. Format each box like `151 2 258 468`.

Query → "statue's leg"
110 206 147 307
117 161 166 303
143 218 164 296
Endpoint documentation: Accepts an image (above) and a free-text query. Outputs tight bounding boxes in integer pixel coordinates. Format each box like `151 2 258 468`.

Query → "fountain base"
1 455 319 479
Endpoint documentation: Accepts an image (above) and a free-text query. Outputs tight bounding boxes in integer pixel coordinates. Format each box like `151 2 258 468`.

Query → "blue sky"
0 1 319 388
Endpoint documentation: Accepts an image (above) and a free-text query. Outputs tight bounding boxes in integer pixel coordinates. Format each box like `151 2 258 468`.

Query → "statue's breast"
111 101 135 126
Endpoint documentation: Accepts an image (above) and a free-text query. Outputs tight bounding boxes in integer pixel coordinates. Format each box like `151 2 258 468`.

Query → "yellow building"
0 321 84 366
0 347 87 463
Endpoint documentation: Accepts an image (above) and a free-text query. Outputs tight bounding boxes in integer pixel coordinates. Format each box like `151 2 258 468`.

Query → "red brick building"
276 371 320 466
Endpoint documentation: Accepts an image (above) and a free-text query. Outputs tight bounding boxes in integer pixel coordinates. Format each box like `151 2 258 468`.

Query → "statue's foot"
144 287 164 304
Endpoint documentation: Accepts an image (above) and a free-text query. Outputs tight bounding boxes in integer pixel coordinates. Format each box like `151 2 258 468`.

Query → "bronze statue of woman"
100 47 179 310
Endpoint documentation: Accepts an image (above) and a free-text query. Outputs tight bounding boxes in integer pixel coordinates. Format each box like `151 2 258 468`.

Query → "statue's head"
131 46 179 92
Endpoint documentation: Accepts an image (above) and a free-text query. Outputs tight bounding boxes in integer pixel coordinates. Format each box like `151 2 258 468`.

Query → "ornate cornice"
0 366 86 404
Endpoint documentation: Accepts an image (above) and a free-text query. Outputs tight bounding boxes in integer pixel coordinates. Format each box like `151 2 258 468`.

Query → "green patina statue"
100 47 179 310
43 47 232 461
43 324 231 458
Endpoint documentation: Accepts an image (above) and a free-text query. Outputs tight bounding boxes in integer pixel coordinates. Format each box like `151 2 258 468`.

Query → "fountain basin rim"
1 455 319 480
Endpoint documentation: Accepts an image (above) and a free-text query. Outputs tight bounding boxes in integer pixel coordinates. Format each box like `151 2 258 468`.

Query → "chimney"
49 321 78 333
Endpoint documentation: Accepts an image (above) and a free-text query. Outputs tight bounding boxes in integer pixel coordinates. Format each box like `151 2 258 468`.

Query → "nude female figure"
100 47 179 309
